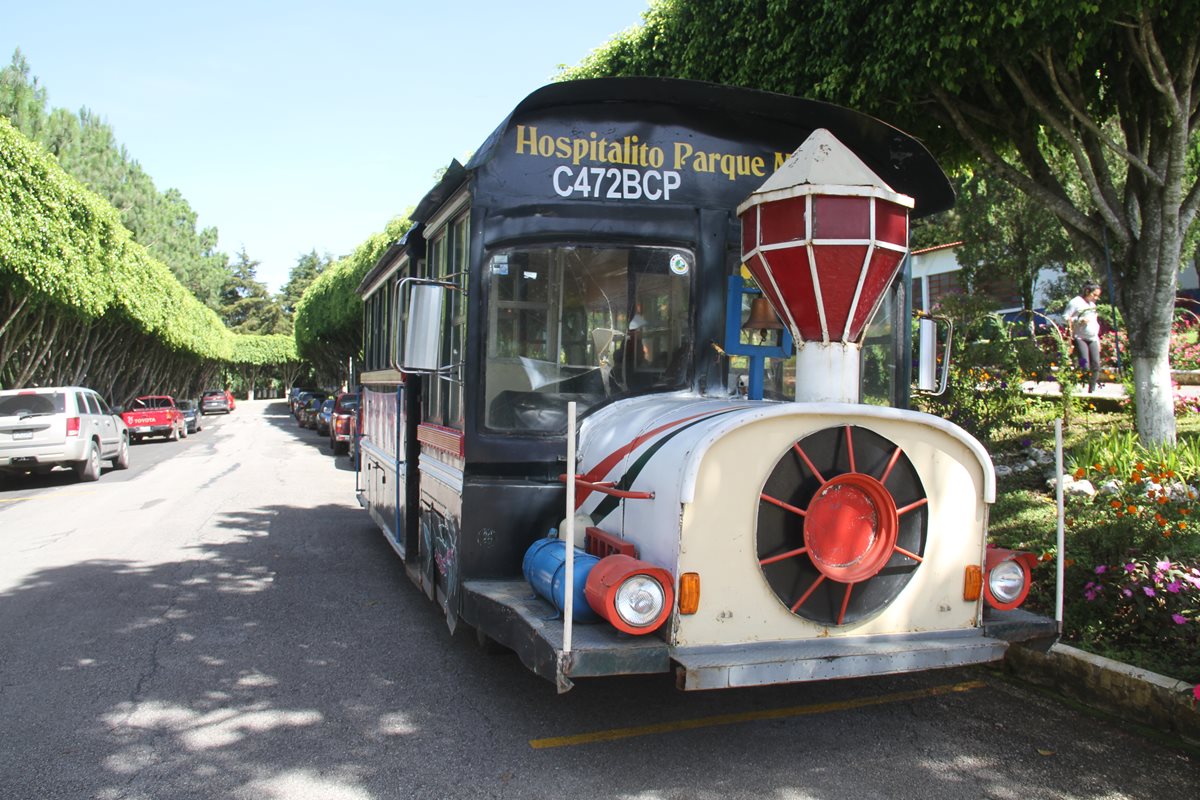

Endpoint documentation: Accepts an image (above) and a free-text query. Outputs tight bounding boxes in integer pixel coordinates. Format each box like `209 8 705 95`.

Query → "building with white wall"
909 242 1199 312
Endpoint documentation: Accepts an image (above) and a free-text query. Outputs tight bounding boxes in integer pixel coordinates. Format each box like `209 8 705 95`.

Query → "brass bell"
743 296 783 330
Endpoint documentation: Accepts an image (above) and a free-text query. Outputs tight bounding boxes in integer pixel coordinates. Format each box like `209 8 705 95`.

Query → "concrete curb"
1005 642 1199 745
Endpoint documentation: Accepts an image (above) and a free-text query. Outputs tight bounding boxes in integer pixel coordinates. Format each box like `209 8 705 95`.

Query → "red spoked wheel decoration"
756 425 929 626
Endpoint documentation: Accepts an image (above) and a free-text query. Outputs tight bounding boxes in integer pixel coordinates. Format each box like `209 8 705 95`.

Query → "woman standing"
1064 281 1103 393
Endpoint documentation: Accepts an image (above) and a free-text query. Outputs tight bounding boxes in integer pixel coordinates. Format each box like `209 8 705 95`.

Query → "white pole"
563 401 577 654
1055 418 1065 630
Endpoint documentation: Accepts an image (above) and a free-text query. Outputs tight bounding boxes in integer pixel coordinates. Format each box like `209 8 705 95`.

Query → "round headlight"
585 554 675 634
988 559 1026 605
614 575 666 628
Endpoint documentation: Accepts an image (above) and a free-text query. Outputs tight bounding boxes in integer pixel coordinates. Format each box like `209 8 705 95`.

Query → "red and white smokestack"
737 129 914 403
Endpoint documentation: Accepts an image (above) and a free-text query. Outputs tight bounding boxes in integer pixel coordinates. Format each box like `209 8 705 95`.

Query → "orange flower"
1110 499 1122 509
1130 471 1142 483
1074 468 1086 479
1093 463 1103 471
1127 505 1138 514
1158 496 1170 505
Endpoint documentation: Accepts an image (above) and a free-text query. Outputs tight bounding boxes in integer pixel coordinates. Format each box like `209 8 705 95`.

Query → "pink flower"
1143 586 1156 597
1194 685 1200 701
1122 588 1133 597
1094 565 1107 574
1124 563 1137 573
1173 614 1188 625
1167 581 1182 593
1156 559 1172 571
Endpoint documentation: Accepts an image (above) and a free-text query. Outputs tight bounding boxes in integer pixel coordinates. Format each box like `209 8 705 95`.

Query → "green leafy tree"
230 333 299 399
564 0 1200 447
220 249 288 335
278 249 332 318
953 167 1080 320
294 217 412 383
0 50 46 140
148 189 230 309
0 50 234 310
0 116 232 398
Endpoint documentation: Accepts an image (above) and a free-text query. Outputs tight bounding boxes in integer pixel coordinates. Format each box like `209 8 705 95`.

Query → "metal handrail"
559 473 654 500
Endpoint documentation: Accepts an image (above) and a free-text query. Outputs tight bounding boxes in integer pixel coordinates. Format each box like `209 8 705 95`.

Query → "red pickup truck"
121 395 186 442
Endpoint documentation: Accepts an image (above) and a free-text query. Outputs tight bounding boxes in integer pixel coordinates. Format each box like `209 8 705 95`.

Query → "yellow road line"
529 679 986 749
0 489 97 504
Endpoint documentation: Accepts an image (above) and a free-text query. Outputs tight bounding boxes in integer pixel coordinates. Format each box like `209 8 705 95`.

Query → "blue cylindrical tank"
523 536 601 623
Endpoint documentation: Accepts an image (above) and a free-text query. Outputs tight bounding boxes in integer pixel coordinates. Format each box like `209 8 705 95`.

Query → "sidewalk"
1022 379 1200 402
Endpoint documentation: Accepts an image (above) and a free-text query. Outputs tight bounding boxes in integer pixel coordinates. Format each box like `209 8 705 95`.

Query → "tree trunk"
1132 352 1175 445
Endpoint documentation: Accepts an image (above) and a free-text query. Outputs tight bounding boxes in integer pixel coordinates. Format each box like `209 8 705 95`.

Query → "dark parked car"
328 392 359 455
297 394 327 429
292 391 322 421
201 390 232 414
315 398 335 436
178 399 202 434
289 386 317 414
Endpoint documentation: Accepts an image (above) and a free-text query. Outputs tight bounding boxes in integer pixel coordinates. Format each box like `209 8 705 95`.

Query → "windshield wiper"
17 411 55 420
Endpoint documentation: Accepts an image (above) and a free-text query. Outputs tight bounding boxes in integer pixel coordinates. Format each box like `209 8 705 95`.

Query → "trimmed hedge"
0 116 297 398
293 216 411 378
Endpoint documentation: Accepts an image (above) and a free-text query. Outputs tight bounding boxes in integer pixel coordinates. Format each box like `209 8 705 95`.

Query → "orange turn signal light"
963 565 982 601
678 572 700 614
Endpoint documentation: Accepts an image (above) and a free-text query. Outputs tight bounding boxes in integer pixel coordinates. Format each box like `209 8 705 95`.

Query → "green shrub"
915 312 1042 446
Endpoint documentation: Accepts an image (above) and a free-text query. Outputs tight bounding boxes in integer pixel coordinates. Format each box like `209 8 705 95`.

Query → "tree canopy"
564 0 1200 445
293 217 411 382
219 248 289 335
278 249 332 319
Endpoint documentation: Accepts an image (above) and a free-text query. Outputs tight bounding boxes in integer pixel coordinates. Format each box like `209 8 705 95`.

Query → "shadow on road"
259 400 356 472
2 446 1195 797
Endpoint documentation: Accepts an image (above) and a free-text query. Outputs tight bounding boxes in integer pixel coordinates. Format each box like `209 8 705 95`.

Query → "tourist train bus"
353 78 1057 692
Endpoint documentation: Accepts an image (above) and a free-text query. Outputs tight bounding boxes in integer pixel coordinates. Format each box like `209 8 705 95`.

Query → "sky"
1 0 653 293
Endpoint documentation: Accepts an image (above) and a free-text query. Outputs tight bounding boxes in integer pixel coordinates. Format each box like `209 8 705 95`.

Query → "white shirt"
1065 294 1100 340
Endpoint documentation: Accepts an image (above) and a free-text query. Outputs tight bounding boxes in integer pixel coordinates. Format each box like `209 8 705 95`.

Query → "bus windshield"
484 244 693 432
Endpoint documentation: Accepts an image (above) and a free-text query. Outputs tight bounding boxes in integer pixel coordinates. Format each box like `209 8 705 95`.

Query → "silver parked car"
0 386 130 482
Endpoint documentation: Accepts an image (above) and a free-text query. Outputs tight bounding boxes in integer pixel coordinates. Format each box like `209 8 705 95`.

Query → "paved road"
1 400 1196 799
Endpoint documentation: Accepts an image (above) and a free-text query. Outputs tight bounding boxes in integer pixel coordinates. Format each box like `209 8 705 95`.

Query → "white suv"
0 386 130 482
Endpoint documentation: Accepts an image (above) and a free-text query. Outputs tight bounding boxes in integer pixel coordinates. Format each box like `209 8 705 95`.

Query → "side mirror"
914 311 952 396
403 283 445 372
